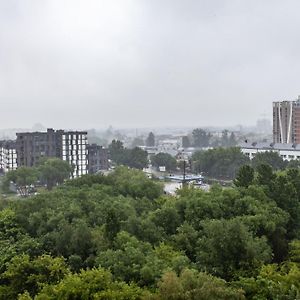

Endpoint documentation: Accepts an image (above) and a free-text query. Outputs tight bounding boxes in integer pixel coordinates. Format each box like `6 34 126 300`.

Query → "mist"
1 0 300 129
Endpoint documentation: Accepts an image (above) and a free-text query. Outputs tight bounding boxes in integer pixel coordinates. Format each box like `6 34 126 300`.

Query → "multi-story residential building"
87 144 109 174
0 140 17 174
273 96 300 143
16 128 88 178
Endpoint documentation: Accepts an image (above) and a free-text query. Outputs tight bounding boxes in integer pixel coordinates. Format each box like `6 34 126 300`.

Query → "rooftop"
239 141 300 151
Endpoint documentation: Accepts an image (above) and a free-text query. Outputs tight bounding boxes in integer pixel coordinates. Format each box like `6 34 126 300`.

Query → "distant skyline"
1 0 300 129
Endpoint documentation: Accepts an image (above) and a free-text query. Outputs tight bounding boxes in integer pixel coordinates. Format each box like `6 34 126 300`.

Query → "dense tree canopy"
1 166 300 298
109 140 148 169
38 158 73 190
151 153 177 171
192 147 250 179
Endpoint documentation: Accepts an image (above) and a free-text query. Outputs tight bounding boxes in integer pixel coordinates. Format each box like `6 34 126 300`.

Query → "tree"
229 132 237 146
109 140 125 164
192 128 212 147
146 132 155 147
237 241 300 299
182 136 191 148
109 141 148 169
196 218 272 279
151 153 177 171
38 158 73 190
252 151 286 170
256 164 276 187
131 137 145 148
126 147 148 170
234 165 254 188
192 147 250 179
4 167 38 196
104 209 121 243
149 269 245 300
32 268 144 299
0 254 69 299
221 130 230 147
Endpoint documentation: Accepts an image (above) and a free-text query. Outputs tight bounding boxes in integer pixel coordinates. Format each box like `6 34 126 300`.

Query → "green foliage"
236 241 300 299
196 218 272 279
252 151 286 170
3 167 38 195
1 164 300 298
109 140 148 169
109 139 125 164
131 137 145 148
146 132 155 147
34 267 144 299
0 254 68 299
234 165 254 188
192 147 249 179
149 269 245 300
109 167 163 200
38 158 73 190
192 128 212 147
151 153 177 171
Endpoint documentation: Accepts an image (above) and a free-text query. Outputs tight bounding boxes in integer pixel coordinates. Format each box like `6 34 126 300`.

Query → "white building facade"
0 141 17 173
61 131 88 178
240 142 300 161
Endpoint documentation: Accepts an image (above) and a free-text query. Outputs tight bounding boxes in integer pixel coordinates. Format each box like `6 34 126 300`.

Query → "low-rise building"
240 141 300 161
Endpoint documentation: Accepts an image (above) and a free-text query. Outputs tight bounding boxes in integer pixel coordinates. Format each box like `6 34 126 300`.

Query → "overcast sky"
1 0 300 129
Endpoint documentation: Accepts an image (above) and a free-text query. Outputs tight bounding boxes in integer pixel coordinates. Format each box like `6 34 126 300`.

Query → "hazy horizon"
1 0 300 129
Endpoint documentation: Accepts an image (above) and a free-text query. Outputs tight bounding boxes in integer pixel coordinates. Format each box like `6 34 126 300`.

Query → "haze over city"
1 0 300 129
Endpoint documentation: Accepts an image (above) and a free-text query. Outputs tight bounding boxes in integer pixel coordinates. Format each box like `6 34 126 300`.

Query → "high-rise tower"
273 96 300 144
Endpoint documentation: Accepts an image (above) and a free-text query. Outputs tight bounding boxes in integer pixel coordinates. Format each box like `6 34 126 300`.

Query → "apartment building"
16 128 88 178
0 140 17 174
87 144 109 174
273 96 300 143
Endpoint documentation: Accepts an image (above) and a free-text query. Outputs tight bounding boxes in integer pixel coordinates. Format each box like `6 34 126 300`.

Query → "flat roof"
240 142 300 151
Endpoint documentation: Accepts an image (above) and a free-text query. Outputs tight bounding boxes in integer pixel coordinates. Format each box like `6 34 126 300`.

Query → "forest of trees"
0 164 300 298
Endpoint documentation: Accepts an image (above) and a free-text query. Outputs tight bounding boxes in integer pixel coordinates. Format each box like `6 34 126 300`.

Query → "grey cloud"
1 0 300 129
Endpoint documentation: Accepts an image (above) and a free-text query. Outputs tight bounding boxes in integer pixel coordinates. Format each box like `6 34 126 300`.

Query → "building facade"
0 140 17 174
87 144 109 174
240 141 300 161
16 128 88 178
273 97 300 143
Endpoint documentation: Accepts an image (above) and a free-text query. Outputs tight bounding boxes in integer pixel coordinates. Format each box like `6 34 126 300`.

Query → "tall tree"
252 151 286 170
38 158 73 190
4 167 38 196
234 165 254 188
192 128 212 147
151 153 177 171
182 136 191 148
146 132 155 147
108 140 125 164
